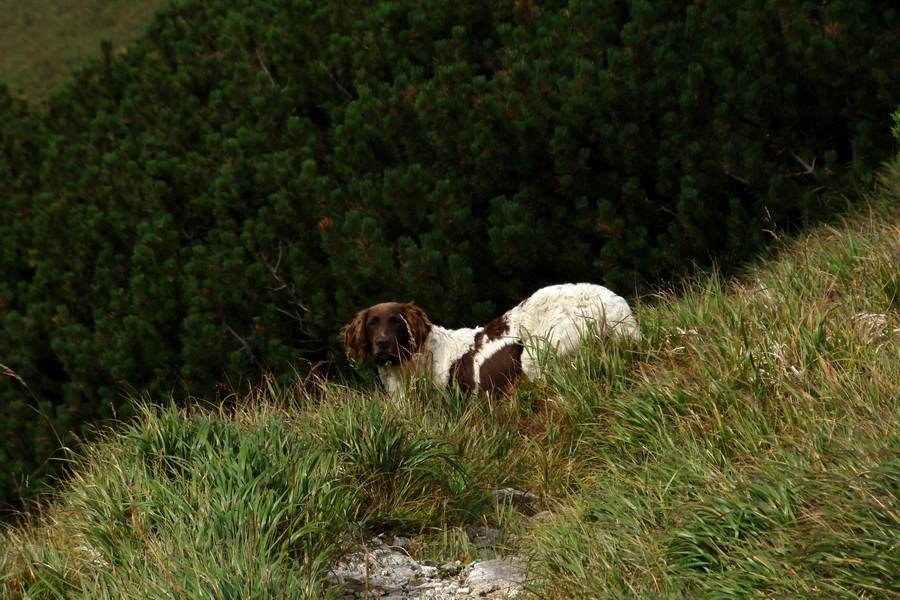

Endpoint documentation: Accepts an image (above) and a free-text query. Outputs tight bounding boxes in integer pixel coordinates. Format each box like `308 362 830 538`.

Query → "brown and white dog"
342 283 641 399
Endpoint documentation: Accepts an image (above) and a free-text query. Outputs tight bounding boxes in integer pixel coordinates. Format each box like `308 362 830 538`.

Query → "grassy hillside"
2 159 899 598
3 0 898 512
0 0 168 99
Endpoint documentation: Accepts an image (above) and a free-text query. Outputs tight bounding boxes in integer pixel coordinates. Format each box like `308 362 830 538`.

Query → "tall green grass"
527 161 900 598
0 383 516 598
1 396 354 599
3 162 900 598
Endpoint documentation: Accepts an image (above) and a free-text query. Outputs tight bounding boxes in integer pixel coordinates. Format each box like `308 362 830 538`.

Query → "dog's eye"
367 317 379 327
389 316 403 325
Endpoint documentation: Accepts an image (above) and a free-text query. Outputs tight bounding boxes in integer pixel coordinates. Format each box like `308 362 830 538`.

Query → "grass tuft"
2 396 354 599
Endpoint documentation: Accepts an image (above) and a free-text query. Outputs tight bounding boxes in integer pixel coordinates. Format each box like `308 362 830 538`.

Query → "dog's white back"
504 283 641 377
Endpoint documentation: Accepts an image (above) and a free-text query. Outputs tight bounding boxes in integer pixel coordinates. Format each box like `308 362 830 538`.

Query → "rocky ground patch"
331 489 538 598
331 533 526 599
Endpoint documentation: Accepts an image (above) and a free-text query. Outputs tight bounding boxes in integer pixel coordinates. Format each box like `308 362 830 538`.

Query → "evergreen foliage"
1 0 899 506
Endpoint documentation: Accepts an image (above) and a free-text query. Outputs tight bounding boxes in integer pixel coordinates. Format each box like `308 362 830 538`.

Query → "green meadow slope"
3 160 899 599
0 0 168 100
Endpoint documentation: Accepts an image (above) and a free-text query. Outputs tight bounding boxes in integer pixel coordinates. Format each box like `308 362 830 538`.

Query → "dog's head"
341 302 432 366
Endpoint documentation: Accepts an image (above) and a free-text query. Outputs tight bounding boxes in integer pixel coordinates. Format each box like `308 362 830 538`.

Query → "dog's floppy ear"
341 309 369 362
400 303 432 352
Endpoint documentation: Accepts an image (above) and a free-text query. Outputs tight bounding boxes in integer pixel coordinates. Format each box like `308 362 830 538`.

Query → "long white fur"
504 283 641 377
378 283 639 398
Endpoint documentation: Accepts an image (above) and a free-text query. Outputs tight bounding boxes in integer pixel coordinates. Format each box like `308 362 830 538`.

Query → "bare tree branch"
256 48 277 88
318 60 354 103
260 241 309 330
787 148 818 179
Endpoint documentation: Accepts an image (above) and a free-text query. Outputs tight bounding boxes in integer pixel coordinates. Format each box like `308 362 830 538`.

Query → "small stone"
530 510 552 523
490 487 539 506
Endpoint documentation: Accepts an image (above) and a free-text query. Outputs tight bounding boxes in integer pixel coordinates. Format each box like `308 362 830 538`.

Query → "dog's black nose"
375 336 391 349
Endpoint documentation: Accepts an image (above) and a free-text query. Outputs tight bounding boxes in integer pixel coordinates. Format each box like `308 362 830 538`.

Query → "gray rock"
463 557 526 597
331 541 526 598
490 488 539 508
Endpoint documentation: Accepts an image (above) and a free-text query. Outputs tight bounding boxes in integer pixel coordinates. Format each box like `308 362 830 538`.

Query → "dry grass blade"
1 363 28 388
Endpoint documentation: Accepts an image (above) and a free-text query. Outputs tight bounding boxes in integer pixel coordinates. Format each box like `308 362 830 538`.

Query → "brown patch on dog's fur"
448 315 523 394
481 315 510 340
478 343 523 394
